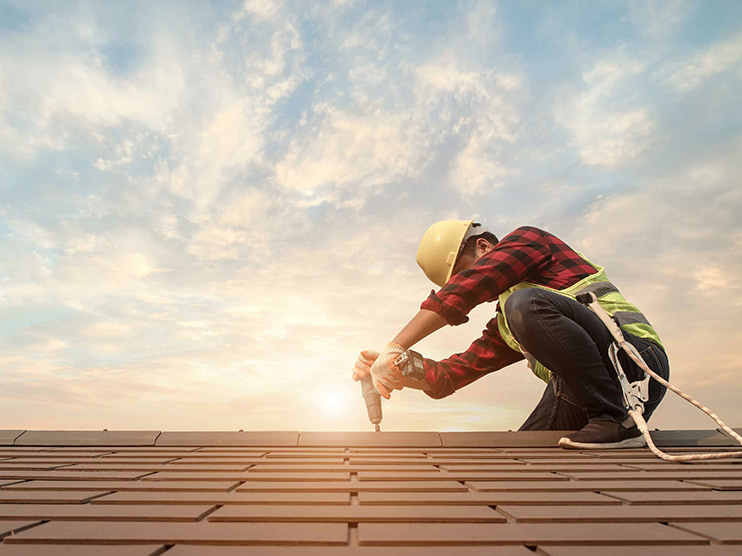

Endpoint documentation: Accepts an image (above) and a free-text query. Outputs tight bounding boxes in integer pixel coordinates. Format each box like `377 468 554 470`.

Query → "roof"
1 429 742 554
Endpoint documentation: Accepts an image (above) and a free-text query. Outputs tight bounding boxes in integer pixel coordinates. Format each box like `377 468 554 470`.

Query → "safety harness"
578 292 742 462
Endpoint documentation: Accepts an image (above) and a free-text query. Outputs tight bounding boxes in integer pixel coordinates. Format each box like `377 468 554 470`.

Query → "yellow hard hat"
416 219 475 287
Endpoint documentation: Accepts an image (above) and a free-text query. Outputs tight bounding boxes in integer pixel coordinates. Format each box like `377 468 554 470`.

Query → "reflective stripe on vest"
496 255 664 384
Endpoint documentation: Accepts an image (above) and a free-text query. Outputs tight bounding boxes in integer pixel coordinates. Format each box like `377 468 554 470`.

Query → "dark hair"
460 223 499 258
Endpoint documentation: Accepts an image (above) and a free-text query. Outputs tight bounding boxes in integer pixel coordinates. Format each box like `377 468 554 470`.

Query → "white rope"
583 292 742 462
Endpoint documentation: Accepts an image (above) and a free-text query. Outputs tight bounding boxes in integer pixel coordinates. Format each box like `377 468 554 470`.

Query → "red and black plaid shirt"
420 226 598 399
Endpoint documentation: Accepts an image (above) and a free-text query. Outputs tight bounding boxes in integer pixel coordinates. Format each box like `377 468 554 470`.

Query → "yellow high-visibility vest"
496 256 664 383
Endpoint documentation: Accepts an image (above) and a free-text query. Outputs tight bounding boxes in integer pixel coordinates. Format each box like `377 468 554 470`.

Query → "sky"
1 0 742 433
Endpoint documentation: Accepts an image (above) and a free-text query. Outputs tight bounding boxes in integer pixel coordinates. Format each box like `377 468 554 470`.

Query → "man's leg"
518 375 588 431
504 288 667 447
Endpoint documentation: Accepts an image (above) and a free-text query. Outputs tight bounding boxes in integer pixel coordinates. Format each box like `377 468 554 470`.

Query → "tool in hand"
359 348 427 432
360 374 382 432
577 291 742 462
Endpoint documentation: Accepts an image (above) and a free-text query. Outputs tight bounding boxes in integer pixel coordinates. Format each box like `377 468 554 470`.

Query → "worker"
352 220 670 449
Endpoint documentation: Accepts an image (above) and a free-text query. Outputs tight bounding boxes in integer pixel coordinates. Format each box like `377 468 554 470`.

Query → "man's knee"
504 288 547 331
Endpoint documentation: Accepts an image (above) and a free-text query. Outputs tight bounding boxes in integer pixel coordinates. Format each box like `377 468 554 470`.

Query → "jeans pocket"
552 374 581 407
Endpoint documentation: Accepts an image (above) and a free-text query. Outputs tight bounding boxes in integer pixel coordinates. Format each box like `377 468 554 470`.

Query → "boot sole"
558 435 646 450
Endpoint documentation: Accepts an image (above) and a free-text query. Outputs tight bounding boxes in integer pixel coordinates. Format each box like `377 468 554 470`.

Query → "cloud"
275 49 524 202
626 0 693 40
275 107 426 197
241 0 282 22
0 26 186 161
666 32 742 91
555 58 656 167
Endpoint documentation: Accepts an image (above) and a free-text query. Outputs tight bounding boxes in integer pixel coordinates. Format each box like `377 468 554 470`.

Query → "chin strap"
578 292 742 462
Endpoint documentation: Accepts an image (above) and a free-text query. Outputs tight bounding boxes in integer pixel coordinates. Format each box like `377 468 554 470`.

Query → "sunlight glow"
317 388 352 419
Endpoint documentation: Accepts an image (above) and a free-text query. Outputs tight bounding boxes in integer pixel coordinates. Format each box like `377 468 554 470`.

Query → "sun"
317 388 351 418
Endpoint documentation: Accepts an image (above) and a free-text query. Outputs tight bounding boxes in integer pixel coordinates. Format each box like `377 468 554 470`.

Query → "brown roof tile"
601 490 742 505
670 522 742 544
684 479 742 490
91 491 350 505
0 490 110 504
465 479 708 491
541 546 742 555
234 480 467 492
440 431 566 447
0 521 41 538
14 431 160 446
356 522 706 545
299 431 442 447
5 521 349 545
357 490 619 505
0 503 213 521
0 432 25 445
208 504 505 522
3 480 240 492
498 503 742 522
0 546 162 555
156 431 300 446
165 547 535 555
0 470 152 481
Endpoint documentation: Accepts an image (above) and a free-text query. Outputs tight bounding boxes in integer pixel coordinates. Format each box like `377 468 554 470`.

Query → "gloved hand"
352 350 379 382
367 343 406 399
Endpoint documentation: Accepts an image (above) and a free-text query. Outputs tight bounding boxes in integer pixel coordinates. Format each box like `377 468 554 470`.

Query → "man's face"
450 251 477 279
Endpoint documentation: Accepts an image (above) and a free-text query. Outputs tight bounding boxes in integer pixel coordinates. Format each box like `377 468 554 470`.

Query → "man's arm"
370 309 448 399
357 313 524 398
391 309 447 349
421 314 524 399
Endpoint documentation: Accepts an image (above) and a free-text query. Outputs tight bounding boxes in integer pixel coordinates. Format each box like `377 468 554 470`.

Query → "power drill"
360 349 426 432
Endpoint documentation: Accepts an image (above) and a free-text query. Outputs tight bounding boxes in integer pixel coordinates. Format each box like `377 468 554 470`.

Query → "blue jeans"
503 288 670 431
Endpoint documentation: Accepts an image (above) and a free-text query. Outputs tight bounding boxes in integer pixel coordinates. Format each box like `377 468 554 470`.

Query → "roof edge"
1 428 740 448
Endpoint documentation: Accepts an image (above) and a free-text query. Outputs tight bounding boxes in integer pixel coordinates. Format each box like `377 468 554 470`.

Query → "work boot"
558 420 645 450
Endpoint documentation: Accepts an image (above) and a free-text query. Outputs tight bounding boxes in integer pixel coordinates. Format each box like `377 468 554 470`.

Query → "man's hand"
352 350 379 382
352 346 405 400
367 344 406 399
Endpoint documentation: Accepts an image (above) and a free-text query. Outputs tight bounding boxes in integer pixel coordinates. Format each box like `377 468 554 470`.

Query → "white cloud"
275 51 524 201
626 0 693 40
0 31 186 160
667 32 742 91
450 135 509 195
82 321 132 338
692 266 729 296
276 108 426 196
241 0 281 22
555 58 655 167
64 235 108 255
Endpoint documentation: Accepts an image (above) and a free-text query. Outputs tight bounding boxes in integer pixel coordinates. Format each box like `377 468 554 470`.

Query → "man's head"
451 226 499 277
416 219 499 287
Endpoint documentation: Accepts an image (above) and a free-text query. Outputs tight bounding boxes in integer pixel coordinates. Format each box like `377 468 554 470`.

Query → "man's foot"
558 420 646 450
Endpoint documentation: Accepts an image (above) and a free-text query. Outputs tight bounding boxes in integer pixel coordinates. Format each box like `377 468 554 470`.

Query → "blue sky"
1 0 741 431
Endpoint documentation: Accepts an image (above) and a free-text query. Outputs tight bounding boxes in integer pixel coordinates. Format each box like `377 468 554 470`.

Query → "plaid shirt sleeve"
420 226 554 325
422 312 524 399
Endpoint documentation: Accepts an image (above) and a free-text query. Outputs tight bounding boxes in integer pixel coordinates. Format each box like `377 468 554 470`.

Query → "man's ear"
475 237 492 255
